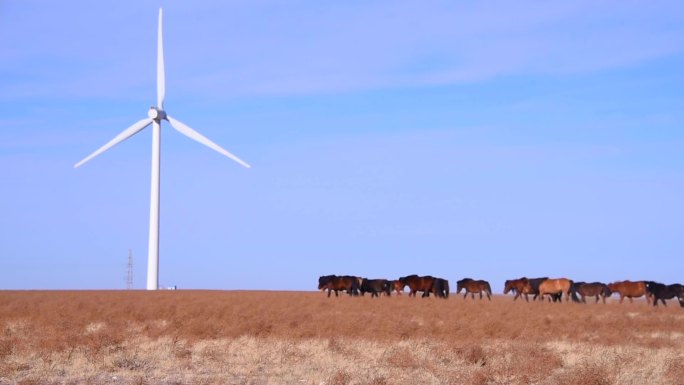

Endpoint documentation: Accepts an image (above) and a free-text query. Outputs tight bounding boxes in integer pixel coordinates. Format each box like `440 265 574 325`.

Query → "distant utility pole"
126 249 133 290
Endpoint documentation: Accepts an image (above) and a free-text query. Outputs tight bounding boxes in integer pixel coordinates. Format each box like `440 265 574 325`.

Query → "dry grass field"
0 290 683 385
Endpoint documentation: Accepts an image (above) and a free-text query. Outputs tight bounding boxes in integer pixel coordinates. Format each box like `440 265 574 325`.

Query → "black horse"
432 278 450 298
360 278 391 297
645 281 684 307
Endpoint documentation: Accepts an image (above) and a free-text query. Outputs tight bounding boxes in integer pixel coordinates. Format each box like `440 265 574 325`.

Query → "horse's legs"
524 293 529 302
486 292 491 301
479 292 483 300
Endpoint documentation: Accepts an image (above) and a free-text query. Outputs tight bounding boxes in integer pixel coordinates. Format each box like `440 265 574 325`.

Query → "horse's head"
318 275 335 290
644 281 660 294
393 280 406 292
602 284 613 297
318 281 332 291
503 280 512 294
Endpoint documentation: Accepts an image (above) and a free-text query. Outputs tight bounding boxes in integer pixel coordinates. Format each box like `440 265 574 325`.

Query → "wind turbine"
75 8 250 290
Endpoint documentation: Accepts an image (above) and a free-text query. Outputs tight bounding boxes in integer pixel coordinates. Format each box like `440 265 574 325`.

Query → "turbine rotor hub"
148 107 167 121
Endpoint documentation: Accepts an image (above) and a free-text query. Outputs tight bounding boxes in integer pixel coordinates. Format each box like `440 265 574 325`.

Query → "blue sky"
1 1 683 291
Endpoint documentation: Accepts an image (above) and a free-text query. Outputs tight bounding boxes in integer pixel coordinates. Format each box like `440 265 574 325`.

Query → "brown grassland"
0 290 683 385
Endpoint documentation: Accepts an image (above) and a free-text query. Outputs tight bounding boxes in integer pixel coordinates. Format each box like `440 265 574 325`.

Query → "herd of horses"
317 275 684 307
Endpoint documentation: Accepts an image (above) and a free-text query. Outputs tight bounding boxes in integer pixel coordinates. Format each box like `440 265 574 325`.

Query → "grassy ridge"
1 291 683 384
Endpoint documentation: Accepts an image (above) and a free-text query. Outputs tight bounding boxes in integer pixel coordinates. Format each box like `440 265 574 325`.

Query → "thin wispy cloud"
1 1 682 101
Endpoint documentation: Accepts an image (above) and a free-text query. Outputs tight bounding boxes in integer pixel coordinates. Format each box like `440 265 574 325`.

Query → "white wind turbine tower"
75 8 250 290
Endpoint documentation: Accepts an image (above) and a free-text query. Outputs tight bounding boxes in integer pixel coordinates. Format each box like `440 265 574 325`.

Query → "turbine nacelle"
148 107 167 121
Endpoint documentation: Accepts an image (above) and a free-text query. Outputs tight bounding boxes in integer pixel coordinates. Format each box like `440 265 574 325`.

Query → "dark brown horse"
457 278 492 300
571 282 612 304
645 282 684 307
399 275 435 297
607 280 652 304
432 278 450 298
318 275 360 297
504 278 533 301
538 278 578 302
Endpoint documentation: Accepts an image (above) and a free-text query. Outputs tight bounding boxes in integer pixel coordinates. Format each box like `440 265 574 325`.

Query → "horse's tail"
485 282 492 296
569 280 581 303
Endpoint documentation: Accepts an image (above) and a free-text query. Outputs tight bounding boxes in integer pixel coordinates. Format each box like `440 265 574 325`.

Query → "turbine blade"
167 116 251 168
157 8 165 109
74 118 153 168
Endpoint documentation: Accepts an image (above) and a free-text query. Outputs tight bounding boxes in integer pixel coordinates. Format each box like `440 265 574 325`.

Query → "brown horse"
571 282 612 304
390 280 405 295
318 275 360 297
399 275 435 297
607 280 652 304
457 278 492 300
503 278 534 301
503 277 564 302
538 278 577 302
